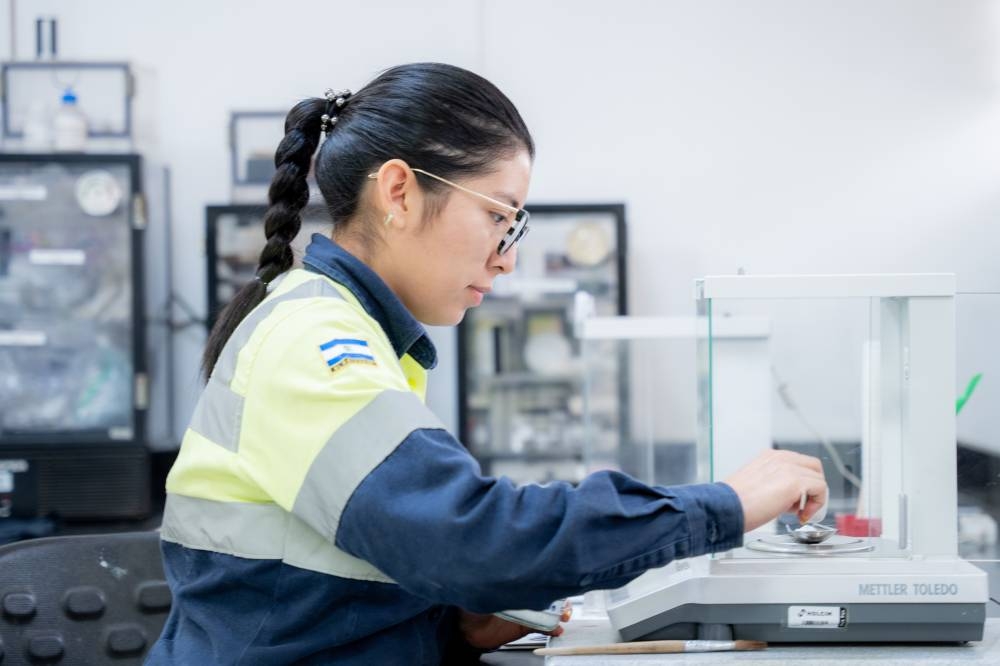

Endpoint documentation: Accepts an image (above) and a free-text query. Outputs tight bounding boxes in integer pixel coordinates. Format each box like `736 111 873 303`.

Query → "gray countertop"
482 564 1000 665
536 616 1000 665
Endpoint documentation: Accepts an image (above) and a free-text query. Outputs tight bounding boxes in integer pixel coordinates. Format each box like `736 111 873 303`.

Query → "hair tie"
321 88 353 135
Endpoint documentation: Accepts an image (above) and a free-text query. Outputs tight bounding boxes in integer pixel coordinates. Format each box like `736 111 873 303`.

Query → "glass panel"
699 290 910 559
0 160 135 438
581 327 700 488
580 333 622 477
956 292 1000 570
695 293 713 485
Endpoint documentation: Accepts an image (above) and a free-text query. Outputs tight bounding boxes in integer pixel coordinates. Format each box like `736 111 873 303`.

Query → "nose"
491 243 518 274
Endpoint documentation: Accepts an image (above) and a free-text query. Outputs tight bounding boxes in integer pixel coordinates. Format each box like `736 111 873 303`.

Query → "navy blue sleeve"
335 428 744 613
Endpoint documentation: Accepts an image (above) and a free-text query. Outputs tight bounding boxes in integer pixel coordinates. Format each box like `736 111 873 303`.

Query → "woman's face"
380 151 532 326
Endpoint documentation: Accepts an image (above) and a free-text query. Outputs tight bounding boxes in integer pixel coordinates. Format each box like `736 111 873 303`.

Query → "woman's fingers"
724 449 829 532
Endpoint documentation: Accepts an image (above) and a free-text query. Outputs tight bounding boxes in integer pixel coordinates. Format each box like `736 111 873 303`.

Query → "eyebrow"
491 192 521 209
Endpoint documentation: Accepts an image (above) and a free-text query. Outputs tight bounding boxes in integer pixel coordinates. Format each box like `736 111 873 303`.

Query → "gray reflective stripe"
194 274 346 453
161 493 395 582
187 376 245 451
212 275 345 385
161 492 287 559
293 389 444 542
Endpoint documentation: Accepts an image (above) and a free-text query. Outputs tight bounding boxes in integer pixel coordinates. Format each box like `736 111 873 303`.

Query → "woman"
148 62 826 665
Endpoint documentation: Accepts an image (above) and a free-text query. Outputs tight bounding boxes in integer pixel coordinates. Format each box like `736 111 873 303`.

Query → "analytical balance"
597 274 988 643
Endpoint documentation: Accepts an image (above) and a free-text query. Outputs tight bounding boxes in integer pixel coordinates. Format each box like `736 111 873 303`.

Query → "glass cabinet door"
0 156 141 441
205 204 331 325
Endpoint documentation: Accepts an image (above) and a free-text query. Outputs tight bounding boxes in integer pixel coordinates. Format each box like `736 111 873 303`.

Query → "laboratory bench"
483 615 1000 665
481 597 1000 665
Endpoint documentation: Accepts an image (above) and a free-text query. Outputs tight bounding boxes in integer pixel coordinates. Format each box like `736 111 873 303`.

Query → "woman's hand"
723 448 828 531
458 603 572 650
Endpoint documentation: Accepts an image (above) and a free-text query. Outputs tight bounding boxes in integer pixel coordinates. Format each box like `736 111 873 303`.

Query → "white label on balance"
788 605 847 628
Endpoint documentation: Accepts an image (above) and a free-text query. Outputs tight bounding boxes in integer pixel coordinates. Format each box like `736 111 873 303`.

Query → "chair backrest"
0 531 170 665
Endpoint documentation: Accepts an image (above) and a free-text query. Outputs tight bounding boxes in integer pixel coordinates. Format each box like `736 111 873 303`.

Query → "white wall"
3 1 999 450
477 0 1000 452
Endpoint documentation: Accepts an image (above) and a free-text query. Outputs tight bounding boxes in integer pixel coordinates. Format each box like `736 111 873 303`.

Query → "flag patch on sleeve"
319 337 377 373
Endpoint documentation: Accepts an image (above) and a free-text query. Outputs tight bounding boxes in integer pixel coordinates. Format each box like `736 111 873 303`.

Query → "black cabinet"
0 153 149 520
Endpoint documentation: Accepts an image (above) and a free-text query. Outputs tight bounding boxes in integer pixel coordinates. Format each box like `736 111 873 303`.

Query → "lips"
467 285 490 307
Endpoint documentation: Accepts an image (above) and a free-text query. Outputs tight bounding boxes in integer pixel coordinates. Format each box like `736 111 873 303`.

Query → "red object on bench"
836 514 882 537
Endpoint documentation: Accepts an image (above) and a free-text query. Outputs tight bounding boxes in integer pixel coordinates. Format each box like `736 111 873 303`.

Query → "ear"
371 159 422 230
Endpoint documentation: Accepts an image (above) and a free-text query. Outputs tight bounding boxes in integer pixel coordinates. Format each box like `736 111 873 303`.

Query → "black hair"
202 62 534 378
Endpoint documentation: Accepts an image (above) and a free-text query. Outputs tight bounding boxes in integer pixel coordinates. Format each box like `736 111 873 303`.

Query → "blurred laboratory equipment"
457 204 626 484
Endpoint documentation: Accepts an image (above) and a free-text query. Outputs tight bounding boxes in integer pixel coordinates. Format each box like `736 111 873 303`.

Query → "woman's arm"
334 426 744 612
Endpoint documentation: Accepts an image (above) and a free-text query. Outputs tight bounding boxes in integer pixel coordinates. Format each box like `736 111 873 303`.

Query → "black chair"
0 531 171 665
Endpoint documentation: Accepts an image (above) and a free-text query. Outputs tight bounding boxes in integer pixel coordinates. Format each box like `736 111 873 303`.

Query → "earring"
383 212 394 226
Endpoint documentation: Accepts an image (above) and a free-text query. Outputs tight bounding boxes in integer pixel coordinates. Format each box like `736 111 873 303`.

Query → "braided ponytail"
201 98 326 379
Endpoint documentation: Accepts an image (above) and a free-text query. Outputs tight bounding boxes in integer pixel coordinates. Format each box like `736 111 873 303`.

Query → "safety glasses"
368 167 530 255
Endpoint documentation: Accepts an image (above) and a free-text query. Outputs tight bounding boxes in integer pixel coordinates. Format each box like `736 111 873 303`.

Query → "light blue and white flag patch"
319 337 377 373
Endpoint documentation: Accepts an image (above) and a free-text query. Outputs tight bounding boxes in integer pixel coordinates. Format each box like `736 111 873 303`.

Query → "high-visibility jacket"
146 235 744 665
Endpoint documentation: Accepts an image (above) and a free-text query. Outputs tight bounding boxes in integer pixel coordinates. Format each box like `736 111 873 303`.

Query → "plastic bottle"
23 100 53 150
52 87 88 152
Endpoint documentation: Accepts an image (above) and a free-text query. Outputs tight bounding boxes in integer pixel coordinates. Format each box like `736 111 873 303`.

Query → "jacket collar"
302 234 437 369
